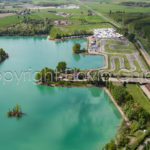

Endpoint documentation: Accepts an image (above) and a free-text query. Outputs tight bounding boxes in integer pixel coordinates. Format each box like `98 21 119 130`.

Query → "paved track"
100 39 147 74
77 0 150 75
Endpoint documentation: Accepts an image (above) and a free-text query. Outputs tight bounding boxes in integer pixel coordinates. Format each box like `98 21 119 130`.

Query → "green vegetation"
105 40 136 54
0 1 113 37
120 2 150 8
37 1 68 7
143 141 150 150
36 67 55 84
85 2 150 14
104 83 150 150
8 104 23 118
50 26 92 39
56 61 67 73
0 17 52 35
72 43 81 53
108 54 131 71
51 80 89 87
114 58 120 73
133 60 142 73
109 12 150 54
0 48 8 62
126 84 150 114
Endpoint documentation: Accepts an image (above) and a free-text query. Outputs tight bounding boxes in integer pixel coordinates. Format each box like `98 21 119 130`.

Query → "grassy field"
50 23 112 36
105 40 136 54
85 2 150 14
0 15 24 28
0 3 111 35
126 84 150 114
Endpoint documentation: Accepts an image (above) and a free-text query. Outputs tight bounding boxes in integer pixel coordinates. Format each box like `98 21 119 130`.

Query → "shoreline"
48 35 107 71
103 87 130 126
37 81 130 126
37 81 93 87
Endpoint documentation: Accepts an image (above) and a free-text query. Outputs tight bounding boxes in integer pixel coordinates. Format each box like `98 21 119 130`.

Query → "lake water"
0 37 121 150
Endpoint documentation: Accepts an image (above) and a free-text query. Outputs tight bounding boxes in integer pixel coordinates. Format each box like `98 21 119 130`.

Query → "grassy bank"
126 84 150 114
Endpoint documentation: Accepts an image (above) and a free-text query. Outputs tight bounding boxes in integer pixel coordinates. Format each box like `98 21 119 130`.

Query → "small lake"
0 37 121 150
0 37 104 70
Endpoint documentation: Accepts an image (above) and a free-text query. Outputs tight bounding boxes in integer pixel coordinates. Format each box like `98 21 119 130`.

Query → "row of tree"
50 27 92 40
104 82 150 149
0 18 52 36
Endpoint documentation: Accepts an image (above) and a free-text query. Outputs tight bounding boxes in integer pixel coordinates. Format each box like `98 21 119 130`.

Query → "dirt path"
0 13 14 18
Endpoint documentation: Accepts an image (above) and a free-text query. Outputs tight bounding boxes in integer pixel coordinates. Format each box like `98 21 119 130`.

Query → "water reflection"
73 54 81 62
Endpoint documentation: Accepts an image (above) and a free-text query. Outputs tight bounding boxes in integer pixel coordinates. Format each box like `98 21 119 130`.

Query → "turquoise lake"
0 37 121 150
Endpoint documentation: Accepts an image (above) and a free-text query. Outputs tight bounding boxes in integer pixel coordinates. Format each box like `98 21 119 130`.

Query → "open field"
0 4 112 36
84 2 150 14
0 15 24 27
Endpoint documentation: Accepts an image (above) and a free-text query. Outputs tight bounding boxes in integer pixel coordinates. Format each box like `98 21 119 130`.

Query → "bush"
72 43 81 53
56 61 67 73
112 86 127 105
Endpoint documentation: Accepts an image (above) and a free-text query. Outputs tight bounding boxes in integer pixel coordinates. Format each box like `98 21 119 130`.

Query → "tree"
36 67 55 83
72 43 81 53
112 86 127 105
0 48 8 62
56 61 67 73
104 139 116 150
127 33 135 42
109 10 112 15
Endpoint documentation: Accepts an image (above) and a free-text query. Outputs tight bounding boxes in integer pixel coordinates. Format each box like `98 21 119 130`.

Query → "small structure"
53 20 69 26
59 73 73 80
88 10 94 16
89 36 97 52
56 12 69 17
17 10 31 15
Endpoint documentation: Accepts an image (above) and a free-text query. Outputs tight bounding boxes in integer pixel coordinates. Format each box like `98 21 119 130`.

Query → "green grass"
114 42 136 50
50 23 112 38
122 55 131 70
108 54 130 70
133 60 142 73
126 84 150 114
85 2 150 14
105 40 136 54
114 58 120 73
0 15 24 28
0 4 111 33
